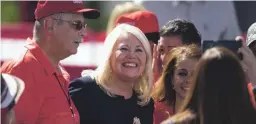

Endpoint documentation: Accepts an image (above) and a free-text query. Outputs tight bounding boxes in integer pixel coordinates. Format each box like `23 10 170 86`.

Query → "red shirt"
248 83 256 108
154 101 174 124
1 39 80 124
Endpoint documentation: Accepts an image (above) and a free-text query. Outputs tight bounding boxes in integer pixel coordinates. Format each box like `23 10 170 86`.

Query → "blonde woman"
69 24 154 124
81 2 145 77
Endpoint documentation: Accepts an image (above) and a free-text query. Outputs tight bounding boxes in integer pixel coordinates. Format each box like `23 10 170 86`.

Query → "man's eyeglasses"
52 17 87 31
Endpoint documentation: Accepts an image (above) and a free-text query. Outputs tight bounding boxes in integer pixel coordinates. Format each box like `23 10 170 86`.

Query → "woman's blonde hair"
106 2 145 34
93 23 153 106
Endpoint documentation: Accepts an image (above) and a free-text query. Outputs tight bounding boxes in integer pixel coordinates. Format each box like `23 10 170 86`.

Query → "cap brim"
76 9 100 19
247 34 256 46
1 74 25 109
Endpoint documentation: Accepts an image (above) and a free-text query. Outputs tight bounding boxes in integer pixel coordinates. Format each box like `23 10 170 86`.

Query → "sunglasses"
52 17 87 30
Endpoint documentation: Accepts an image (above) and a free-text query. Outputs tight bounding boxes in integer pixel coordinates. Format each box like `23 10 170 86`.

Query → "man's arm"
1 62 43 124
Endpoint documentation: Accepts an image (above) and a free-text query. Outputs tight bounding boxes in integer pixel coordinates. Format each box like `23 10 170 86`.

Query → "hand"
152 44 162 83
237 36 256 86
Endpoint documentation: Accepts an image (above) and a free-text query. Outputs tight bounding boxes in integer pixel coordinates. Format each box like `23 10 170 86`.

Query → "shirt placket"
55 74 78 124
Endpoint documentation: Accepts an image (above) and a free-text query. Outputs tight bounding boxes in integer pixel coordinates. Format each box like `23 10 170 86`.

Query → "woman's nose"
126 50 137 58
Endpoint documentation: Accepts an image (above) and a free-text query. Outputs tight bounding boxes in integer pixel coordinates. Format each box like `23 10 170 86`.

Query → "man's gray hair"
33 13 64 41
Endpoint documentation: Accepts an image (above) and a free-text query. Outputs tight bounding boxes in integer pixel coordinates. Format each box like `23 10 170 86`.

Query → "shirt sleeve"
1 62 43 124
69 76 96 124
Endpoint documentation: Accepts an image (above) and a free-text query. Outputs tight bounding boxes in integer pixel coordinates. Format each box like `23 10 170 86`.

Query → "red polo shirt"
1 38 80 124
154 101 174 124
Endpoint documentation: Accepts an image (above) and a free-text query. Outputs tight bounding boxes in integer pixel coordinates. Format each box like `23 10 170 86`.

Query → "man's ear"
43 17 54 32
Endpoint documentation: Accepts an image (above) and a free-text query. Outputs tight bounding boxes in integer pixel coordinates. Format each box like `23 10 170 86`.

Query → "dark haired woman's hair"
160 18 201 46
152 44 201 106
176 47 256 124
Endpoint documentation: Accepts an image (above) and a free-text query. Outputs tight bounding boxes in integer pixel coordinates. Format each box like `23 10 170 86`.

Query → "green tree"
1 1 20 24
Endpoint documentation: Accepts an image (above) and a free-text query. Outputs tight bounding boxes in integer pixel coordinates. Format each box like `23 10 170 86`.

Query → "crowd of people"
1 1 256 124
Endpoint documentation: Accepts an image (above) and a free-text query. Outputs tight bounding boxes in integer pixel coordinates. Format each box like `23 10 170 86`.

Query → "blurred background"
1 1 256 79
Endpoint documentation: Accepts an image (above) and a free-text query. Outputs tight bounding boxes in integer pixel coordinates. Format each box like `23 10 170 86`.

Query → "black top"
69 76 154 124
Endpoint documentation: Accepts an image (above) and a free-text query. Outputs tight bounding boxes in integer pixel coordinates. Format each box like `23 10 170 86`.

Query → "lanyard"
54 73 77 124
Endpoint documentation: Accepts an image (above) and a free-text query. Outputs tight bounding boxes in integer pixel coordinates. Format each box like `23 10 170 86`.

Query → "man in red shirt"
1 1 100 123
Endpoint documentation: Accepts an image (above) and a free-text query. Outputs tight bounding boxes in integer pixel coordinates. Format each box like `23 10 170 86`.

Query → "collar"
115 90 138 102
25 38 64 76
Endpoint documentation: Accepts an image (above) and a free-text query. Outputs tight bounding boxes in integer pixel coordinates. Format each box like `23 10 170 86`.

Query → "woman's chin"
177 92 187 99
119 74 141 81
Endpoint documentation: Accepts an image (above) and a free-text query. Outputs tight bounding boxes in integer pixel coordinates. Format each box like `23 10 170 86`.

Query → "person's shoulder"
154 101 175 116
1 58 32 77
147 98 155 111
148 98 155 107
140 98 155 110
70 75 96 87
69 75 97 94
1 51 38 73
155 101 171 108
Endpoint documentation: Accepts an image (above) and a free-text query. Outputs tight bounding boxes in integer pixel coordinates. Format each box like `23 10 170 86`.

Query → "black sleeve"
69 76 95 96
69 76 97 124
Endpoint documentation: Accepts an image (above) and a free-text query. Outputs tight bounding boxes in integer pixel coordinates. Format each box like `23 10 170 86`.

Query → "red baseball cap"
115 10 159 44
115 10 159 33
35 1 100 20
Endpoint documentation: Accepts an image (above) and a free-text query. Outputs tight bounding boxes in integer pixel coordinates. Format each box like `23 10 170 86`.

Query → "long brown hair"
178 47 256 124
152 44 201 106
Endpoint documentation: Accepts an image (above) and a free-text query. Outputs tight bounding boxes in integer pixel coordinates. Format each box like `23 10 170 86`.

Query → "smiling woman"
69 23 154 124
110 32 147 82
152 44 202 124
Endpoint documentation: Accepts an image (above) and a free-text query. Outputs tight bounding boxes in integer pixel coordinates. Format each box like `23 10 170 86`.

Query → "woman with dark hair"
162 46 256 124
152 44 201 124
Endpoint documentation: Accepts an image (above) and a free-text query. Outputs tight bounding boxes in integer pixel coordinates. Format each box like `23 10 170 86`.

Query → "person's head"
152 44 201 105
115 10 160 52
246 22 256 57
1 74 25 124
94 23 152 106
179 47 256 124
159 19 201 65
106 2 145 34
33 1 100 60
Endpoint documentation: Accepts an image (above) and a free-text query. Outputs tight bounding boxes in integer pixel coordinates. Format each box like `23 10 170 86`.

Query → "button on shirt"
1 38 80 124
